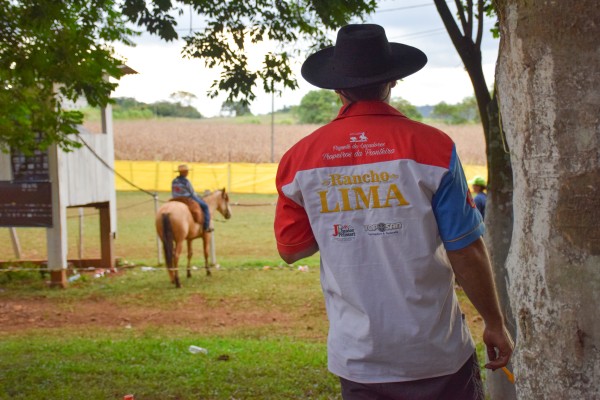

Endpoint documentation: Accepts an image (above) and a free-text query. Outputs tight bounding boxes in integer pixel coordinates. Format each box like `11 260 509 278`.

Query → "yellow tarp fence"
114 161 488 195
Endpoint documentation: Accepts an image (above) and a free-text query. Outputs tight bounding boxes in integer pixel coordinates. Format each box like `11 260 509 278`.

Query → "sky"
111 0 500 117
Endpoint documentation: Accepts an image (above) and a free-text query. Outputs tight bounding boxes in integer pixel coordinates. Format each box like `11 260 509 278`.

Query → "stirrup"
205 227 214 233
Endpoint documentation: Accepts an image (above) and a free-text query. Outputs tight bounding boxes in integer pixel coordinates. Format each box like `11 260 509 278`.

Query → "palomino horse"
155 189 232 288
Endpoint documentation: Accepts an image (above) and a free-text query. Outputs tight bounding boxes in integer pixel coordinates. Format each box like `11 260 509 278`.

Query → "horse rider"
171 164 212 232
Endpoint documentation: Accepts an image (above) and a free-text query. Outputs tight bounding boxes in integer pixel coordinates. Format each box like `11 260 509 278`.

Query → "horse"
155 188 232 288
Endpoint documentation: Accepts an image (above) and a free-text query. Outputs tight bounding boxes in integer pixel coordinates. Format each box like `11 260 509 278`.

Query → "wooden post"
9 228 21 259
98 202 115 272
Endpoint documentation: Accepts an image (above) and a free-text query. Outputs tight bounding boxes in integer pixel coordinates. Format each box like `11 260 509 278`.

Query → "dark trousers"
339 353 484 400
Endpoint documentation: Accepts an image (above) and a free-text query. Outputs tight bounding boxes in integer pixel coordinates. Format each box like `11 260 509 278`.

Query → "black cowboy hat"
301 24 427 90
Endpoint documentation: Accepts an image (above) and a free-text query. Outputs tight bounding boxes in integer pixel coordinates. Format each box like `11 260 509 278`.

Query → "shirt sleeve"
432 146 485 251
274 162 317 258
274 195 317 257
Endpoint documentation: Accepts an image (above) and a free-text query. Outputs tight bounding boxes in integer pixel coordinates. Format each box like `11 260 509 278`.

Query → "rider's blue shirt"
172 176 196 198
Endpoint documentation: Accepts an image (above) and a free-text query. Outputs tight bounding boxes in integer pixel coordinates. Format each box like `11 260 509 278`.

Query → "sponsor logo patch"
364 222 403 236
349 132 368 143
332 224 356 241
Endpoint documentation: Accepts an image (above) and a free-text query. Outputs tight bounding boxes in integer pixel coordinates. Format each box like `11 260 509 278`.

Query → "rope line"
0 265 306 273
65 199 155 219
78 135 158 198
78 136 275 206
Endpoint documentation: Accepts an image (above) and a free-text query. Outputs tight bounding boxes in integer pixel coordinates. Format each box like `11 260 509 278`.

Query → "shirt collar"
335 101 405 120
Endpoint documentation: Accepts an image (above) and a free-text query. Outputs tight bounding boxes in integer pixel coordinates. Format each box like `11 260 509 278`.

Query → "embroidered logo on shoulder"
332 224 356 241
349 132 368 143
364 222 403 236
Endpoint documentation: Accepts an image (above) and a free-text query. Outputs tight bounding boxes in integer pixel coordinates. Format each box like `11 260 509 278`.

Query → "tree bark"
496 1 600 398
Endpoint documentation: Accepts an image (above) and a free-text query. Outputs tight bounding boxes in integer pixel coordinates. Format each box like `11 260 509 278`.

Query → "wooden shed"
0 108 116 287
0 67 138 286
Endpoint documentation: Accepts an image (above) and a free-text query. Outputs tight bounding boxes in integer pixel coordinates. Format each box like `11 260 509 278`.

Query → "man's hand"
447 238 515 369
483 325 514 370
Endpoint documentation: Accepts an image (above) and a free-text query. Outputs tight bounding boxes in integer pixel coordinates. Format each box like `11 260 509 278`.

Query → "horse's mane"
201 188 226 199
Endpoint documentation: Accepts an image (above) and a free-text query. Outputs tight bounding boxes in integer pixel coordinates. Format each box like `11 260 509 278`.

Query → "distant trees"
111 97 202 119
153 101 202 119
295 90 481 125
296 90 340 124
170 91 197 107
390 97 423 121
220 100 252 117
430 96 480 124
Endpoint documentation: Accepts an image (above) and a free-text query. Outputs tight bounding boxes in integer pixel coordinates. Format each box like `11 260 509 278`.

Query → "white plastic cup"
188 345 208 355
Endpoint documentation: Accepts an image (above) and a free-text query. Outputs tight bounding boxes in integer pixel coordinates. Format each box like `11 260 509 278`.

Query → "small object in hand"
502 366 515 384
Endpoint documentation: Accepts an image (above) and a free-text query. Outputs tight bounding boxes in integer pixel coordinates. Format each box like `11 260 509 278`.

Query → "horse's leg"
165 238 174 284
186 239 193 278
174 240 183 288
203 233 211 277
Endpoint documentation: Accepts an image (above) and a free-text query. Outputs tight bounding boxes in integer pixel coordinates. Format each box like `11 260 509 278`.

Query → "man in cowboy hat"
172 164 211 232
274 24 512 399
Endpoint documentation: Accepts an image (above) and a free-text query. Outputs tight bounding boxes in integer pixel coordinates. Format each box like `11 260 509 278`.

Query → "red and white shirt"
275 101 484 383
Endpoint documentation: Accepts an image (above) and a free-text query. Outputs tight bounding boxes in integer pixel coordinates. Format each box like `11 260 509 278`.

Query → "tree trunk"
433 4 517 397
484 94 516 399
496 1 600 398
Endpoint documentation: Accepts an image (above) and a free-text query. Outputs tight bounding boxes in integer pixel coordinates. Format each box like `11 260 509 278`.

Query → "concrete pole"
46 144 68 287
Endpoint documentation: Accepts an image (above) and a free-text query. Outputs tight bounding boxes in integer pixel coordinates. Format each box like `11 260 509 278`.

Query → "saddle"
169 197 204 226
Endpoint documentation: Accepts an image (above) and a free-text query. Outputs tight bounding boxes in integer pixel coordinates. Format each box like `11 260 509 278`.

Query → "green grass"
0 334 339 400
0 260 334 399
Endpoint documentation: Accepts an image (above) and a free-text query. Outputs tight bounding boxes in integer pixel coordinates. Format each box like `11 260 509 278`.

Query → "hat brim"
301 43 427 89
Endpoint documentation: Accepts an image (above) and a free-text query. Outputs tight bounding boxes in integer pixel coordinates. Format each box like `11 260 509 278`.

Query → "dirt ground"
0 293 483 343
0 293 322 338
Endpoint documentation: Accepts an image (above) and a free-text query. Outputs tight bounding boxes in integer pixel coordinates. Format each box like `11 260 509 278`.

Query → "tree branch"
466 0 474 39
476 0 485 47
435 0 466 47
455 0 468 35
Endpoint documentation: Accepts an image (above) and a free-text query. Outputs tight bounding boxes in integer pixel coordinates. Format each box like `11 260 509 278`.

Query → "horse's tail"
162 213 174 269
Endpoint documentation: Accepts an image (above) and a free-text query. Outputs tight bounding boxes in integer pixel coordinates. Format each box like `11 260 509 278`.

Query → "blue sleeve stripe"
432 145 484 250
443 222 485 251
